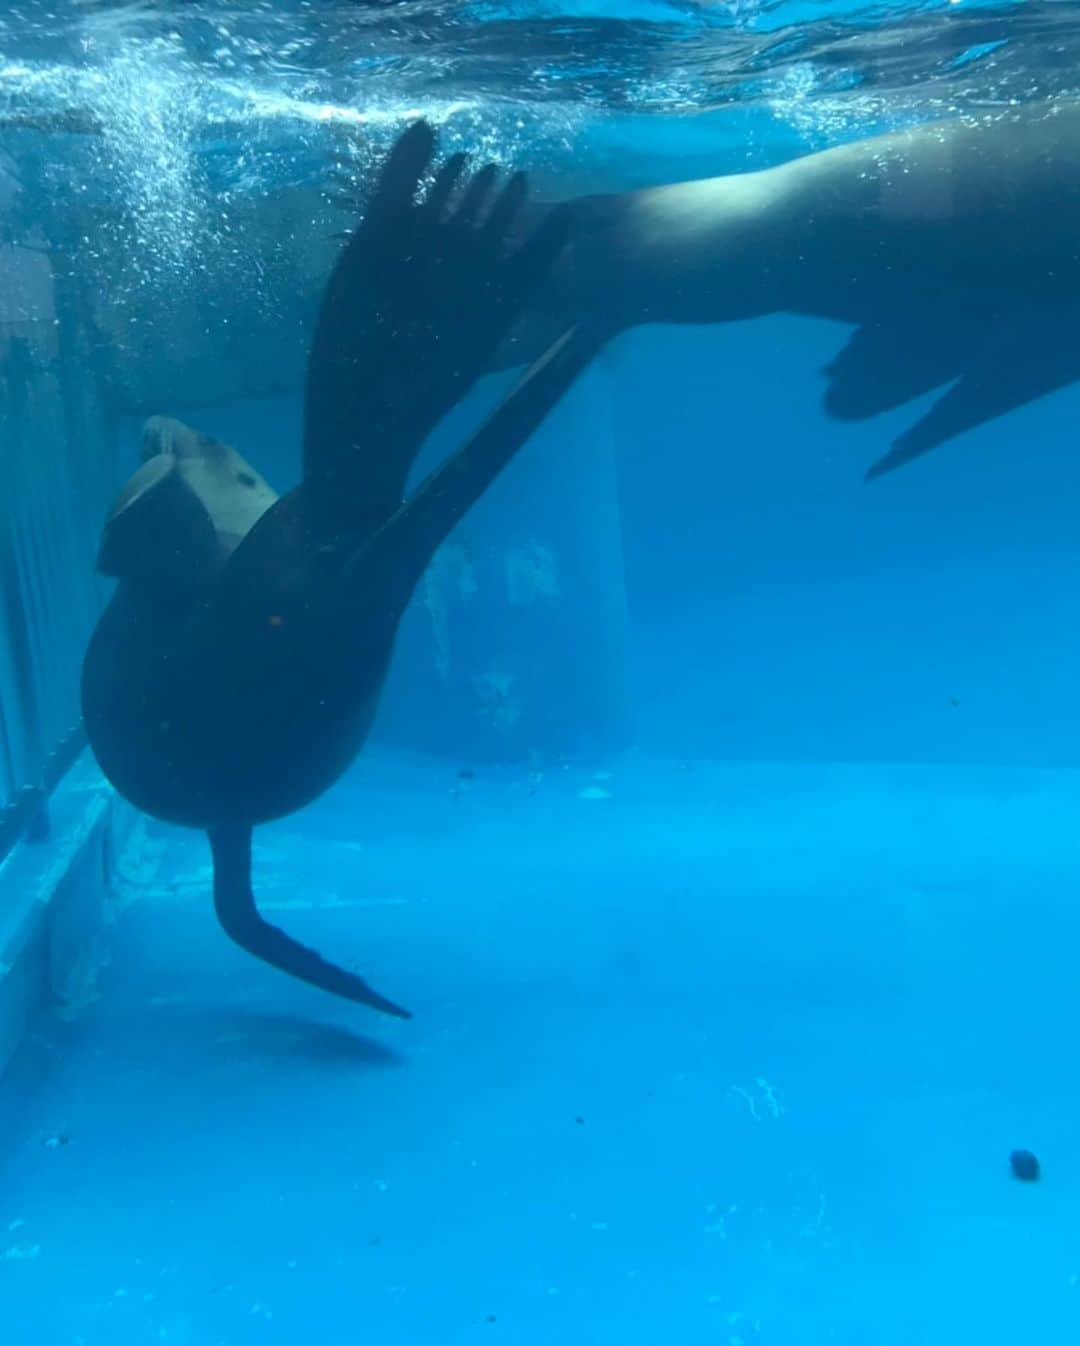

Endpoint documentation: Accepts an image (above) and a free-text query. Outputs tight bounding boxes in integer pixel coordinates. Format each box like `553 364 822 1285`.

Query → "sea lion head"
141 415 278 552
97 452 220 601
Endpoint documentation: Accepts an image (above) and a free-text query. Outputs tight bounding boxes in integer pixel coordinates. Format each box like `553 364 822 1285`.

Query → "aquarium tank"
0 0 1076 1341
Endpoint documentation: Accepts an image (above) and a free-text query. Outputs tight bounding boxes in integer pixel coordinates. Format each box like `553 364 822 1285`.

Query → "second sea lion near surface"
530 100 1080 477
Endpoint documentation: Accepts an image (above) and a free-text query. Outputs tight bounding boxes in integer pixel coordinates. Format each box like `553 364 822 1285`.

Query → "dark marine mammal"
81 123 602 1018
62 100 1080 473
527 100 1080 477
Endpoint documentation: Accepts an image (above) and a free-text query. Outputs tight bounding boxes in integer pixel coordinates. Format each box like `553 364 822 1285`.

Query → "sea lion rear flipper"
305 119 572 537
865 308 1080 480
348 323 607 598
208 826 410 1019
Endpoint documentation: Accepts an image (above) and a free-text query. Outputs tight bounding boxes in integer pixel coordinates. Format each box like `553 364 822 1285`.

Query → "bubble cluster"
0 0 1071 336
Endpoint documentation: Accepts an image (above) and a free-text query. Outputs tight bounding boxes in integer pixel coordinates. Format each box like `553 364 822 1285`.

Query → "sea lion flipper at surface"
209 826 411 1019
865 307 1080 480
305 119 571 537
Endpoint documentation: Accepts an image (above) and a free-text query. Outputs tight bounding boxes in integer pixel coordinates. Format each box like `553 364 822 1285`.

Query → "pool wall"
0 754 139 1080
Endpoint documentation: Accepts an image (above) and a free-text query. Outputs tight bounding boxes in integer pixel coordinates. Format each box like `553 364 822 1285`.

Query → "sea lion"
533 99 1080 477
81 122 603 1018
94 415 280 599
62 98 1078 469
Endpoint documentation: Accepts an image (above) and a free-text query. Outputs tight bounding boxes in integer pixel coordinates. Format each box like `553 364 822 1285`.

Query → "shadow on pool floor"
0 750 1077 1346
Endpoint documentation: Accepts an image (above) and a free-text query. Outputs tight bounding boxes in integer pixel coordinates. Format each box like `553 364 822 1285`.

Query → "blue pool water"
6 748 1077 1346
2 1 1080 1342
4 750 1080 1346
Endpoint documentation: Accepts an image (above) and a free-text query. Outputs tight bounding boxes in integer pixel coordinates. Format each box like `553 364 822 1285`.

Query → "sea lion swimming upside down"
81 122 602 1018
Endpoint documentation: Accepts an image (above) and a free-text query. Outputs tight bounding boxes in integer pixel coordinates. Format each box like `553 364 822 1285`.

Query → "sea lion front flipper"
208 826 410 1019
822 315 977 421
865 309 1080 480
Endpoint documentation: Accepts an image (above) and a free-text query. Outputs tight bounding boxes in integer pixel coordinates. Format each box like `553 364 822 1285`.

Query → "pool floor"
1 751 1077 1345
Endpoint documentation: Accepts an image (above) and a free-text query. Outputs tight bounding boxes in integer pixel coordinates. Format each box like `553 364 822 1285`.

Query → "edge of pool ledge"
0 752 140 1080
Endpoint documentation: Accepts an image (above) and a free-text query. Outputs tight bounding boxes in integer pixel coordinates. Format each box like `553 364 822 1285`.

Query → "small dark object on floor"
42 1133 69 1149
486 1315 497 1324
575 1116 584 1125
458 768 476 781
1010 1149 1040 1182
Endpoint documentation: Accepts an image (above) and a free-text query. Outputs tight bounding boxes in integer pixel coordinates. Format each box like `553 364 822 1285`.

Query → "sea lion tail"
208 826 410 1019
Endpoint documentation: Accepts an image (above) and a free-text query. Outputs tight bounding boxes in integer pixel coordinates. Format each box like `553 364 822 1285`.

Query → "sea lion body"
548 101 1080 473
82 483 392 830
565 103 1080 325
81 122 592 1017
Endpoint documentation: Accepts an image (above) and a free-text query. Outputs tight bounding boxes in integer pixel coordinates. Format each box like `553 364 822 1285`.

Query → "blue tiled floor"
1 752 1077 1345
